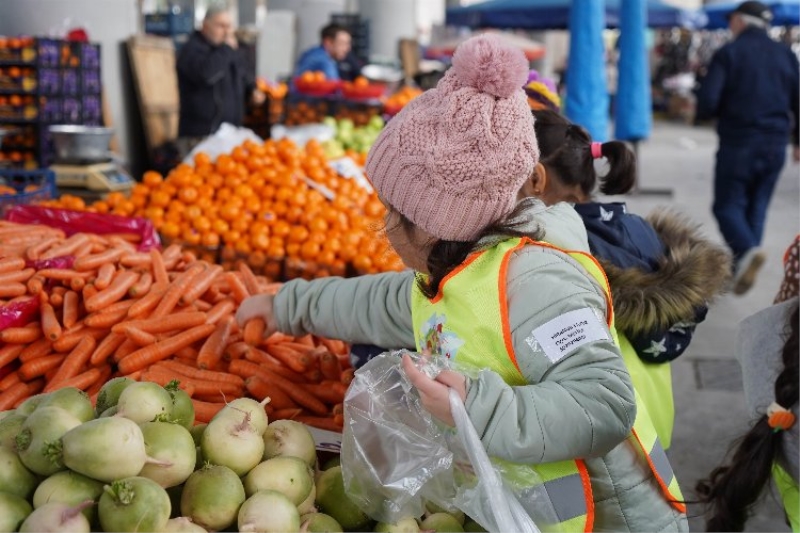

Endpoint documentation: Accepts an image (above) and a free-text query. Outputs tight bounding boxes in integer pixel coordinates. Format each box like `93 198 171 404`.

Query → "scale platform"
51 162 135 192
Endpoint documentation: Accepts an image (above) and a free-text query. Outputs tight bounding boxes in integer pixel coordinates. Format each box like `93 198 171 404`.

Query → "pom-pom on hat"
365 34 538 242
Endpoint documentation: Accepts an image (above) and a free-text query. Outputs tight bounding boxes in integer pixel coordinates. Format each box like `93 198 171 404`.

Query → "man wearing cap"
695 0 799 296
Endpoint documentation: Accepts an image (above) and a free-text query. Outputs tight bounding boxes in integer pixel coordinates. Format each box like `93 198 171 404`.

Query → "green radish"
262 419 317 467
98 477 171 533
237 490 300 533
0 491 33 532
425 502 466 525
162 516 208 532
165 381 195 430
0 445 38 499
181 464 245 531
463 519 487 532
16 406 81 476
301 513 343 533
0 412 25 449
189 423 206 446
201 409 264 476
0 410 11 421
215 397 269 434
374 518 421 532
15 393 49 416
99 405 118 417
20 500 92 533
139 421 196 488
116 381 173 424
61 417 152 483
419 513 464 532
95 376 135 415
33 471 104 523
37 388 94 423
315 466 372 531
243 456 313 504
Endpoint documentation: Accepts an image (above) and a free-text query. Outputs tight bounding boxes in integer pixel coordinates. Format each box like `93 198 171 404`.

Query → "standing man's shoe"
733 248 766 295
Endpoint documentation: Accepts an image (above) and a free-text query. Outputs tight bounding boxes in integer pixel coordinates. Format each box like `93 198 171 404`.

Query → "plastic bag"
0 298 39 331
341 351 560 533
184 123 263 164
26 256 75 270
6 205 160 251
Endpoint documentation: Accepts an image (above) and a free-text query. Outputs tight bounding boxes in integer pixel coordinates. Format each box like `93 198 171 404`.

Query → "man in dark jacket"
176 5 265 152
695 0 800 295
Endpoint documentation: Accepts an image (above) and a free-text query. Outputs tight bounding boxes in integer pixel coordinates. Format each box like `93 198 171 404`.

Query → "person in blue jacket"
294 24 352 81
695 0 800 295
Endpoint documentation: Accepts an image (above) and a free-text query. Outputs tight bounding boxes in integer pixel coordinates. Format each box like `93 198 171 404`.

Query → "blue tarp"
702 0 800 29
615 0 652 141
446 0 706 30
564 0 609 141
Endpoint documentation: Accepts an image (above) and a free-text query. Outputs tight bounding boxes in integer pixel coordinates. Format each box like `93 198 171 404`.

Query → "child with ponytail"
521 108 732 449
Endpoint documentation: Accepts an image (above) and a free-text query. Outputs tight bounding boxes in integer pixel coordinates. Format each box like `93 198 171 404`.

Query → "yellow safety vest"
774 463 799 532
410 237 685 533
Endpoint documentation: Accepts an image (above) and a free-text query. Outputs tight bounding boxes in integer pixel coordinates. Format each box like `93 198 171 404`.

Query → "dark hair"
695 304 799 531
531 109 637 197
393 200 545 299
321 24 350 43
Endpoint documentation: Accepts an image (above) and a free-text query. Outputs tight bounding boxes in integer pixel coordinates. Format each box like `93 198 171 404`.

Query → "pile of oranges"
383 86 424 116
43 138 405 280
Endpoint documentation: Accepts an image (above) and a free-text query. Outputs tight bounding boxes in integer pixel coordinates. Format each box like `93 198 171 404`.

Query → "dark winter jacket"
695 27 800 146
176 31 254 137
575 203 731 362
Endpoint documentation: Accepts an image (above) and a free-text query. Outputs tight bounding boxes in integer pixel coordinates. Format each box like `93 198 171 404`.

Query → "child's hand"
401 353 466 427
236 294 278 337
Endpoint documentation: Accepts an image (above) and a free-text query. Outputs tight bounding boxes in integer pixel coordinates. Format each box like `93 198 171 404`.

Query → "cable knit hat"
365 34 538 242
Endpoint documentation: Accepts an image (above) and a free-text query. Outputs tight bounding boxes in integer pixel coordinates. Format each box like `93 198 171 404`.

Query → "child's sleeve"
464 247 636 464
273 271 416 349
629 305 707 363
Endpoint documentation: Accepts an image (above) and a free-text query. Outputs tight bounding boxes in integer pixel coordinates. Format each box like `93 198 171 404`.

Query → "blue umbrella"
564 0 609 141
702 0 800 29
615 0 652 141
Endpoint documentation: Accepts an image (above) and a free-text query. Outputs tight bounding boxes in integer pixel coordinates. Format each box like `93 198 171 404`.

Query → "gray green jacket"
273 199 688 532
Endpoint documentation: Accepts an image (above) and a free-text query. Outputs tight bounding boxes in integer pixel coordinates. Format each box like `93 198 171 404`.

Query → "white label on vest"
531 307 610 363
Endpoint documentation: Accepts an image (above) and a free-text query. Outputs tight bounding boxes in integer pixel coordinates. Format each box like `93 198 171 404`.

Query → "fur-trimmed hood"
601 209 732 337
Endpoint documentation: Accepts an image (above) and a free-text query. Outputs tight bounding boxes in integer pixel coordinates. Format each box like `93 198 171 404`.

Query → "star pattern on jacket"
642 338 668 357
600 206 614 222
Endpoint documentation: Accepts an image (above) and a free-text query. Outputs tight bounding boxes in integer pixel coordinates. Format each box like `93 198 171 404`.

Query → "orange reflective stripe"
499 239 529 374
577 459 595 532
631 428 687 514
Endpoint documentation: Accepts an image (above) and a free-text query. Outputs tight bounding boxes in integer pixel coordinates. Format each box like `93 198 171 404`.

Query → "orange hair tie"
767 402 796 432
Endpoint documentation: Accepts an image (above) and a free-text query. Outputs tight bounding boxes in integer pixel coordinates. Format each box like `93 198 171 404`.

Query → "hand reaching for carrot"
236 294 278 340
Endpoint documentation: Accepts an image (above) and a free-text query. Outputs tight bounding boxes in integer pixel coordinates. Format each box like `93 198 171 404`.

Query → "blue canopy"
702 0 800 29
446 0 706 30
615 0 652 142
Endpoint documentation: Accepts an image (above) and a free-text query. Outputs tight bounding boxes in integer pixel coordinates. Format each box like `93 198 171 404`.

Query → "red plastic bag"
6 205 161 251
25 256 75 270
0 298 39 331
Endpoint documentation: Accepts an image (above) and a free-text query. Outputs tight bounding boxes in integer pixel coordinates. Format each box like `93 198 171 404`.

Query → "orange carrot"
295 415 343 432
39 302 62 342
341 368 355 385
0 371 20 392
113 338 139 363
0 257 25 273
180 265 223 305
192 399 225 423
129 272 153 298
19 354 65 381
319 351 343 381
41 233 90 259
127 283 168 318
62 290 79 329
156 359 245 388
90 331 126 366
53 327 106 353
303 381 347 405
225 272 250 303
84 270 138 312
293 334 316 348
265 332 295 345
265 344 311 374
47 367 102 392
94 263 116 290
196 316 233 370
151 264 205 319
139 369 197 397
150 249 169 286
273 408 304 420
115 311 207 335
259 370 328 415
0 344 25 367
120 252 152 267
82 283 98 302
206 298 235 325
49 292 63 308
45 336 97 390
246 349 308 382
37 269 92 281
117 323 215 375
243 318 266 346
19 338 52 363
74 241 96 258
0 381 31 410
84 302 135 329
69 277 86 292
333 413 344 427
226 341 252 362
0 324 42 344
193 299 212 311
85 365 112 397
73 248 124 271
0 268 35 285
125 326 157 346
0 283 27 298
175 346 199 361
26 237 59 260
238 263 261 296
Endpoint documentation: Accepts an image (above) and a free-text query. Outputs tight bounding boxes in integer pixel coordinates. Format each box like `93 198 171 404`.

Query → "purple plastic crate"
81 95 101 121
40 98 63 122
63 97 81 123
81 44 100 69
38 68 60 94
61 69 79 95
81 70 101 94
37 39 60 68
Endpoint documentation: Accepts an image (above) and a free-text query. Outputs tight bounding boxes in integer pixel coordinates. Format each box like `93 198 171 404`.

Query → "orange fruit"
178 187 198 204
288 225 310 243
300 241 320 260
143 171 164 187
161 221 180 239
193 216 211 233
201 233 220 247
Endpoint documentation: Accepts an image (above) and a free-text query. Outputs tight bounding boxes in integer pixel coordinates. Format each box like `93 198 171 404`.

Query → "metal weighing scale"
48 125 136 198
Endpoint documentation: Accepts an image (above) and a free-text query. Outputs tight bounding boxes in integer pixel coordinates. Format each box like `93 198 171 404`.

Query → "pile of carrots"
0 221 352 431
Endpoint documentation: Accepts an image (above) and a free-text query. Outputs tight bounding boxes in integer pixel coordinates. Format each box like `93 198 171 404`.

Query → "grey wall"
0 0 139 165
266 0 348 62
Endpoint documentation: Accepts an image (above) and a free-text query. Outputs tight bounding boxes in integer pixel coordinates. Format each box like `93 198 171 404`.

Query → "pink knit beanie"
366 34 538 242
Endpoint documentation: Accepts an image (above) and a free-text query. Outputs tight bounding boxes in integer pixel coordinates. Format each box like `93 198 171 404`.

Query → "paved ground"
617 120 799 532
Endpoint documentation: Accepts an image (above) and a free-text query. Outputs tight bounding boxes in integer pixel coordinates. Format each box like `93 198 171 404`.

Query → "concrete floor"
619 120 799 532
